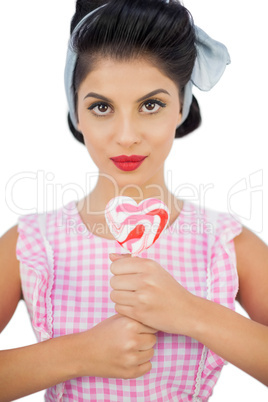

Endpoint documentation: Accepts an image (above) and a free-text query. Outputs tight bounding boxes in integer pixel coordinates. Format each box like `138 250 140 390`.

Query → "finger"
136 361 152 377
110 256 142 275
110 274 139 291
137 334 157 350
136 348 155 365
109 253 132 261
115 305 158 333
138 323 158 334
115 304 136 320
110 290 136 306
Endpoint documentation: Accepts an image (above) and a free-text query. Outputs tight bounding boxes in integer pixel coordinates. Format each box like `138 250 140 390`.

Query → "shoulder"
233 226 268 325
0 224 20 269
185 201 242 241
16 203 66 247
0 224 20 283
0 224 22 332
15 202 75 272
0 223 19 244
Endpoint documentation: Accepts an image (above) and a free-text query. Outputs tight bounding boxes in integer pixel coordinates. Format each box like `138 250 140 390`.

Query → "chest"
47 230 222 400
51 233 209 336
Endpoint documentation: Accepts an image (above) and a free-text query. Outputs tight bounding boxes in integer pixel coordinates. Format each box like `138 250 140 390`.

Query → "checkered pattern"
16 200 242 401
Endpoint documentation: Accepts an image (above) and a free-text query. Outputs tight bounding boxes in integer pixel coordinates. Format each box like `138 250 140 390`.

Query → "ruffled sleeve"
16 212 54 342
200 210 243 394
210 210 243 308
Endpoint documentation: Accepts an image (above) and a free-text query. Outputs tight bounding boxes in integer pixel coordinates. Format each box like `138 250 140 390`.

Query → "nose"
114 113 141 148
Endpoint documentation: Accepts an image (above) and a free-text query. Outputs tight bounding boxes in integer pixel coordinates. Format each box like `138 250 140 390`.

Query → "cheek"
151 118 177 157
83 134 103 155
151 119 177 144
78 115 112 143
153 105 181 137
79 127 104 158
82 136 107 169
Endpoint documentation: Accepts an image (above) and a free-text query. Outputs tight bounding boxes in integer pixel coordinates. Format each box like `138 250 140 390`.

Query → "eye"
87 98 167 117
88 102 113 117
140 99 167 114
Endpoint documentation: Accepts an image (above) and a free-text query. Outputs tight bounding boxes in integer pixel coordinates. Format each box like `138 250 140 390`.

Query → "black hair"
67 0 201 144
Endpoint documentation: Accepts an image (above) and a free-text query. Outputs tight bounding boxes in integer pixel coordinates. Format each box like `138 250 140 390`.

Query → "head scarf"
64 4 230 129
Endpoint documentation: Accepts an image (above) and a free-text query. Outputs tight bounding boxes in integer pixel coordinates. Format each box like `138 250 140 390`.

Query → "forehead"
78 57 179 98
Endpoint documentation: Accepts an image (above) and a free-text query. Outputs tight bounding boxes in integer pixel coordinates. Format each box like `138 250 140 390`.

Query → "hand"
77 314 157 379
109 253 195 335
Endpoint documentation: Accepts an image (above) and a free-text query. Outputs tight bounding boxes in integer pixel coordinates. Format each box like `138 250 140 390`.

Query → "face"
77 57 182 190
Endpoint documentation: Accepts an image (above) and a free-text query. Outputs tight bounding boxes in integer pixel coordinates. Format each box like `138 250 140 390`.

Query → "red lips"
110 155 148 171
110 155 147 162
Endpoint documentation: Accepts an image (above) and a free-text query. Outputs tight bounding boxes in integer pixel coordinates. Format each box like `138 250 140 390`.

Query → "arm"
188 289 268 386
0 226 156 401
186 226 268 386
109 228 268 386
0 315 157 401
0 225 22 333
0 332 83 402
0 225 77 400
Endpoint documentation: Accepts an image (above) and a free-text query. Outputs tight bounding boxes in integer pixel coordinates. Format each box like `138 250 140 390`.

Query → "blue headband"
64 4 231 129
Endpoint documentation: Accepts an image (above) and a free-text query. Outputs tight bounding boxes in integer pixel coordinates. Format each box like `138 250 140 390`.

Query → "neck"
85 168 174 214
76 168 184 236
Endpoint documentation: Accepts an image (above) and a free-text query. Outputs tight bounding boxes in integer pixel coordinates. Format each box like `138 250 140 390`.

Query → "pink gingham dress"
16 199 242 401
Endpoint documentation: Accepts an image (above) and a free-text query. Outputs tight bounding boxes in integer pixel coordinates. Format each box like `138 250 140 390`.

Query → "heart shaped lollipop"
105 196 170 256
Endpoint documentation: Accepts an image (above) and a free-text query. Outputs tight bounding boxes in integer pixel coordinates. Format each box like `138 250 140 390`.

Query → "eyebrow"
83 89 171 103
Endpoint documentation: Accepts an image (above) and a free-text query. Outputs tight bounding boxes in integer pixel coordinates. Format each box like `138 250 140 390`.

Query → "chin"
114 172 150 189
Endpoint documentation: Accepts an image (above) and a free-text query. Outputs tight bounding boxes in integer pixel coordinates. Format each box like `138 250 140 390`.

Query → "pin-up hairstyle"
67 0 201 144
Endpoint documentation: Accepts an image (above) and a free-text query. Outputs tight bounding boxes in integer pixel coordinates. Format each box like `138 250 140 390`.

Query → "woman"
1 0 268 400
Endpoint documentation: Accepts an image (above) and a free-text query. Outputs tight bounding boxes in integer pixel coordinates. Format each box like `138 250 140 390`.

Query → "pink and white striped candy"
105 196 170 256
